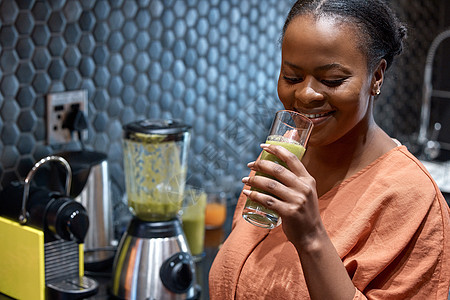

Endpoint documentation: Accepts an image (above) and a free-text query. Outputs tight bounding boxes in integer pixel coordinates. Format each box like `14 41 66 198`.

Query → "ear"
371 59 387 96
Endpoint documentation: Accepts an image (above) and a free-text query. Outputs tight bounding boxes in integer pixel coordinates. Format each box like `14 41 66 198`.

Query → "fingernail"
242 189 251 196
247 161 255 168
242 176 250 183
260 143 270 148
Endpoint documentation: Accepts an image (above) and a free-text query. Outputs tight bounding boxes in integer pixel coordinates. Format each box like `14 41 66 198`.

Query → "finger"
242 174 289 201
248 159 298 188
243 186 299 219
246 159 316 204
260 143 308 176
242 188 279 211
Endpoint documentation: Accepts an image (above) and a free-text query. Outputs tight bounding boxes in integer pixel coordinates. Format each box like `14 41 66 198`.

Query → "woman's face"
277 15 380 147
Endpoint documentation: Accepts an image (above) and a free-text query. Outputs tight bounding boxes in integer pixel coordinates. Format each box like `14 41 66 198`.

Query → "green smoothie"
244 135 306 224
181 190 207 256
259 137 306 168
123 132 186 221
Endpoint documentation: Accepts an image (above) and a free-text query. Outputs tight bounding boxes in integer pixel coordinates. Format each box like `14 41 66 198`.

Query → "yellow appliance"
0 156 98 300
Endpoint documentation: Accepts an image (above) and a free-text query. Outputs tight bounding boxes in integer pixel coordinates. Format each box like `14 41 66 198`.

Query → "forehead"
282 14 367 68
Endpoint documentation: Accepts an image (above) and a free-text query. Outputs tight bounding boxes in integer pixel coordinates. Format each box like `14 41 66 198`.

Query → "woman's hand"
242 143 325 248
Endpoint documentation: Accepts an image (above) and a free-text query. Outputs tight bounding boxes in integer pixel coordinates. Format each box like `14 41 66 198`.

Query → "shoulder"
381 146 445 200
327 146 450 299
357 146 440 195
375 146 429 173
325 146 446 226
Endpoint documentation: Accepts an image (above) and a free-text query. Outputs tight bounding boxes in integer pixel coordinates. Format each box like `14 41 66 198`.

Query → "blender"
110 119 199 299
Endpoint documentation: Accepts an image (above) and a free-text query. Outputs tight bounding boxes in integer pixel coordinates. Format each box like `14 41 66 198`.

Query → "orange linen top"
209 146 450 299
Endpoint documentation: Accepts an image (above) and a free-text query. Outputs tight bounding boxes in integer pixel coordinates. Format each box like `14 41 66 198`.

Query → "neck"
303 118 396 197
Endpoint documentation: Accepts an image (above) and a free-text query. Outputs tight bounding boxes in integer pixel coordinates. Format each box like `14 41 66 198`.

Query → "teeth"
304 112 329 119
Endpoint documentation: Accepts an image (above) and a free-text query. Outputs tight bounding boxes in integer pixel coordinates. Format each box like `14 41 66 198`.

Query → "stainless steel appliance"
56 150 115 270
0 156 98 300
110 119 199 300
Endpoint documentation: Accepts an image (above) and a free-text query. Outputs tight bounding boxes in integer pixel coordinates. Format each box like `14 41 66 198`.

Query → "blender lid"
123 119 191 136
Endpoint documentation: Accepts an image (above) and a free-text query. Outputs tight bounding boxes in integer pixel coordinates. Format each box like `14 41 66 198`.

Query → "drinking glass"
242 110 313 229
181 186 207 261
205 191 227 230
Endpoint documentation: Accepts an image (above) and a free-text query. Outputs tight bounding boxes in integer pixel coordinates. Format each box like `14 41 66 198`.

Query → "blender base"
110 217 199 300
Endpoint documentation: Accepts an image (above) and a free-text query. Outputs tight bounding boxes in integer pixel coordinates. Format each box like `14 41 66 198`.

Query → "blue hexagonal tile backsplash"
0 0 445 235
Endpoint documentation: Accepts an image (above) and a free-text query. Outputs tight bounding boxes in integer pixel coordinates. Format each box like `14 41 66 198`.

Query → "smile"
303 111 333 119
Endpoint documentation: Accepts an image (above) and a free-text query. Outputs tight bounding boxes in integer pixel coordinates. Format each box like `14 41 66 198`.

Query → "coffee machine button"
160 252 195 294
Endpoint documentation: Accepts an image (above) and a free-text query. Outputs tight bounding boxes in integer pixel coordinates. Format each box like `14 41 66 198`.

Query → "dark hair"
281 0 408 71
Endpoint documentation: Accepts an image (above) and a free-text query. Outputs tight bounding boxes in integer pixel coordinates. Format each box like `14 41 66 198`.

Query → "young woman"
209 0 450 299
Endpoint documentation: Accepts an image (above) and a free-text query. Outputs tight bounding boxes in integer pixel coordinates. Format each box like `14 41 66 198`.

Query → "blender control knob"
160 252 194 294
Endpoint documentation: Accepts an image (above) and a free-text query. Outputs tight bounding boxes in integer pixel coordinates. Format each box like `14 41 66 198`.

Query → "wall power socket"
46 90 88 145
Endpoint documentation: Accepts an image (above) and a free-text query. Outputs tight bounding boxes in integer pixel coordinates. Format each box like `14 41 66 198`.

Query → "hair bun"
398 25 408 40
392 24 408 57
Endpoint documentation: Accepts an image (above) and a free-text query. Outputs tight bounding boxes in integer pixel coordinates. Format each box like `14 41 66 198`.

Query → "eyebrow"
283 61 352 74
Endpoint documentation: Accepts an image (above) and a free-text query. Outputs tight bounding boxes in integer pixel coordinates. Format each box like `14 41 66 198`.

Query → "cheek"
337 81 370 109
335 93 364 117
335 92 371 128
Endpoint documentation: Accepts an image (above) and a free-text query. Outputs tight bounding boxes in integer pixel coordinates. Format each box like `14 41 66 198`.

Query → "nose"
294 79 324 105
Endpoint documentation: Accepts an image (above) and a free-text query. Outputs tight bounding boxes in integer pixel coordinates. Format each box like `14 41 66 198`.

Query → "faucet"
418 28 450 160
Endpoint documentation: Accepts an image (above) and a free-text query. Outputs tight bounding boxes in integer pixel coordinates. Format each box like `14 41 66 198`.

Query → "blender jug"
111 119 199 300
122 119 190 221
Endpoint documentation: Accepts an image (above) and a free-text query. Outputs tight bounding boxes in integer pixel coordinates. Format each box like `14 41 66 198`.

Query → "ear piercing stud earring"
376 89 381 95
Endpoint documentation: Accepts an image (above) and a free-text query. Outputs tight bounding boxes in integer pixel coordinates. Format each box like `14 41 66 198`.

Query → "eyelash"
321 78 347 87
282 76 348 87
283 76 302 83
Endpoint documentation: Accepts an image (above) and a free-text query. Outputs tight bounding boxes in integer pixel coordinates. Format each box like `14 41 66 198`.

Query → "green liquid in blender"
123 133 186 221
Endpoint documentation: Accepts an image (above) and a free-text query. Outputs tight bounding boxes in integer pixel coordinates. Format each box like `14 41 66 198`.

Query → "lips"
303 112 331 119
301 111 334 119
297 110 334 126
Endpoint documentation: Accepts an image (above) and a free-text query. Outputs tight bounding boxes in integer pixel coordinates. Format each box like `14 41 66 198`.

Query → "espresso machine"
55 150 115 271
110 119 200 299
0 156 98 300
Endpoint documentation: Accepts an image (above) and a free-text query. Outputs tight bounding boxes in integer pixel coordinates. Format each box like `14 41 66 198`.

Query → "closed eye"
283 75 303 84
321 78 348 87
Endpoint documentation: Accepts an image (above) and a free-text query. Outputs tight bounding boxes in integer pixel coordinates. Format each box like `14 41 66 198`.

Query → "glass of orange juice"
205 191 227 230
